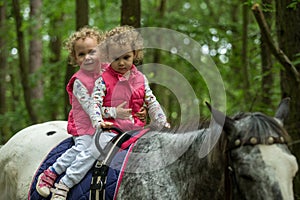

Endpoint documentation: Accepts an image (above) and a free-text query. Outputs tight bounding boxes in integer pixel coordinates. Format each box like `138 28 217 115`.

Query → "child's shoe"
36 168 58 197
50 181 69 200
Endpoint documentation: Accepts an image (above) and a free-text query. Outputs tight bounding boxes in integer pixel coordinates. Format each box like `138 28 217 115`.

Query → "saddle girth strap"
90 162 109 200
90 128 138 200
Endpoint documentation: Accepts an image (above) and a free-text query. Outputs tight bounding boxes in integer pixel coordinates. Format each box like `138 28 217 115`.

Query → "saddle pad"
28 137 92 200
28 129 149 200
105 143 134 200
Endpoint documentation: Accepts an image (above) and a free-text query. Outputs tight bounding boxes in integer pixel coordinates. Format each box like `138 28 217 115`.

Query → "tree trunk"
49 15 63 119
76 0 89 30
152 0 166 65
12 0 36 123
241 1 250 105
228 2 247 110
29 0 43 120
260 0 274 108
276 0 300 195
149 0 170 115
64 0 89 119
121 0 141 27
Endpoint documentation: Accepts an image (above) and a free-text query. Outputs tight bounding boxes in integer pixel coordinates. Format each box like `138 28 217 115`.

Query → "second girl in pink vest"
95 25 170 132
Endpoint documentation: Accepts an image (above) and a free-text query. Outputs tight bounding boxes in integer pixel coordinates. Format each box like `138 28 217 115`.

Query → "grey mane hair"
207 130 227 166
127 128 203 173
273 117 283 127
159 118 227 166
148 128 204 152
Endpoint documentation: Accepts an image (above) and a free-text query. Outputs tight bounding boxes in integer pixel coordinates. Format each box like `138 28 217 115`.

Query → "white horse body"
0 121 69 200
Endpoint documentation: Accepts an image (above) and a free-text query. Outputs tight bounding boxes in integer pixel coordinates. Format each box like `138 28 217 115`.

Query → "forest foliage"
1 0 280 139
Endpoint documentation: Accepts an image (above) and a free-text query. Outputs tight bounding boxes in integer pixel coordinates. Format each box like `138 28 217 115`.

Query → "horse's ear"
274 97 290 123
205 102 235 133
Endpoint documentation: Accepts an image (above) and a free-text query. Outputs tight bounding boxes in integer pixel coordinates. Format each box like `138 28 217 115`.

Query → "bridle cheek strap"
225 135 287 200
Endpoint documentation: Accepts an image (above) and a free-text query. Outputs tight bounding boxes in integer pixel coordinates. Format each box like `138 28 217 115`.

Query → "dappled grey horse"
113 98 298 200
0 98 298 200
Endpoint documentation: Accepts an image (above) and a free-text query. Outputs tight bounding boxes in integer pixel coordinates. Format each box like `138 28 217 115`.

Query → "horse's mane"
168 117 210 133
156 117 226 166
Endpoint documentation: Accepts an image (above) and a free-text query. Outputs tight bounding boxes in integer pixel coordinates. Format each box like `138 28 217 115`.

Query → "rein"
225 135 287 200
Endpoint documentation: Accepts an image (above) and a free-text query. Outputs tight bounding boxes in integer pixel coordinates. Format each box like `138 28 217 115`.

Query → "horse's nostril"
46 131 56 136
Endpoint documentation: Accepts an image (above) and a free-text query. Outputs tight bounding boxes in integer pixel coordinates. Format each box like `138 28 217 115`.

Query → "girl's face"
109 45 135 75
110 51 135 75
74 37 100 72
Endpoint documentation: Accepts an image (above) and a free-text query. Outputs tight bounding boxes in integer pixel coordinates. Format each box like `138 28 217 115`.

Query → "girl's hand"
164 122 171 129
99 121 114 129
135 106 147 122
116 101 132 119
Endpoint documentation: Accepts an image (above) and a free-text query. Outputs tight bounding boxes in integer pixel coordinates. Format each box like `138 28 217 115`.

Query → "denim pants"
52 134 93 175
57 131 116 188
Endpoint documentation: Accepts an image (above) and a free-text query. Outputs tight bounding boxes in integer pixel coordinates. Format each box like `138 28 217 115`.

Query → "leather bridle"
224 135 286 200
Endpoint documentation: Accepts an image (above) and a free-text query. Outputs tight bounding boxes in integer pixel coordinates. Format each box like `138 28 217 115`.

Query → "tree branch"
251 3 300 82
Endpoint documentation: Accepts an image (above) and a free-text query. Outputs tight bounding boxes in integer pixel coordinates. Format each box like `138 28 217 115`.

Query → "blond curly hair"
104 25 144 65
64 26 105 66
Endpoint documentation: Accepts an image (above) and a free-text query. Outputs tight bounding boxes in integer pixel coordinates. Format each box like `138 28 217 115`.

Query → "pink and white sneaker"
36 168 58 197
50 181 70 200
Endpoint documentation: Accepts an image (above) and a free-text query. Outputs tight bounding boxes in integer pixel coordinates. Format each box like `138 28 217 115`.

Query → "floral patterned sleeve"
143 75 170 128
73 79 103 128
92 77 117 120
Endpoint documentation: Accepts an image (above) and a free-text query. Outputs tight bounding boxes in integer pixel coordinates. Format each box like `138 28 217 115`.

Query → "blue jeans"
57 131 116 188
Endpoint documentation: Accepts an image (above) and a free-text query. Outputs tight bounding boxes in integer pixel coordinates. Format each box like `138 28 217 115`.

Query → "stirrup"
50 182 69 200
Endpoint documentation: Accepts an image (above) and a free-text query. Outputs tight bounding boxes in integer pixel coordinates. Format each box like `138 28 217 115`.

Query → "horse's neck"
167 128 225 198
161 127 225 174
123 128 225 199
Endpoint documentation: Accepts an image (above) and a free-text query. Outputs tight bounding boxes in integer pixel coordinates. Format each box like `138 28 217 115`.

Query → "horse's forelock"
233 112 290 143
207 112 290 165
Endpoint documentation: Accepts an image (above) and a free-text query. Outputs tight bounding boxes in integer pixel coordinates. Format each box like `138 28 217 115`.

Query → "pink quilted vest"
102 65 146 131
66 69 101 136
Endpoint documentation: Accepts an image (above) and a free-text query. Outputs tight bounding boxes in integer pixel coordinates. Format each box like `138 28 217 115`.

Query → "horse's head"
207 98 298 200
